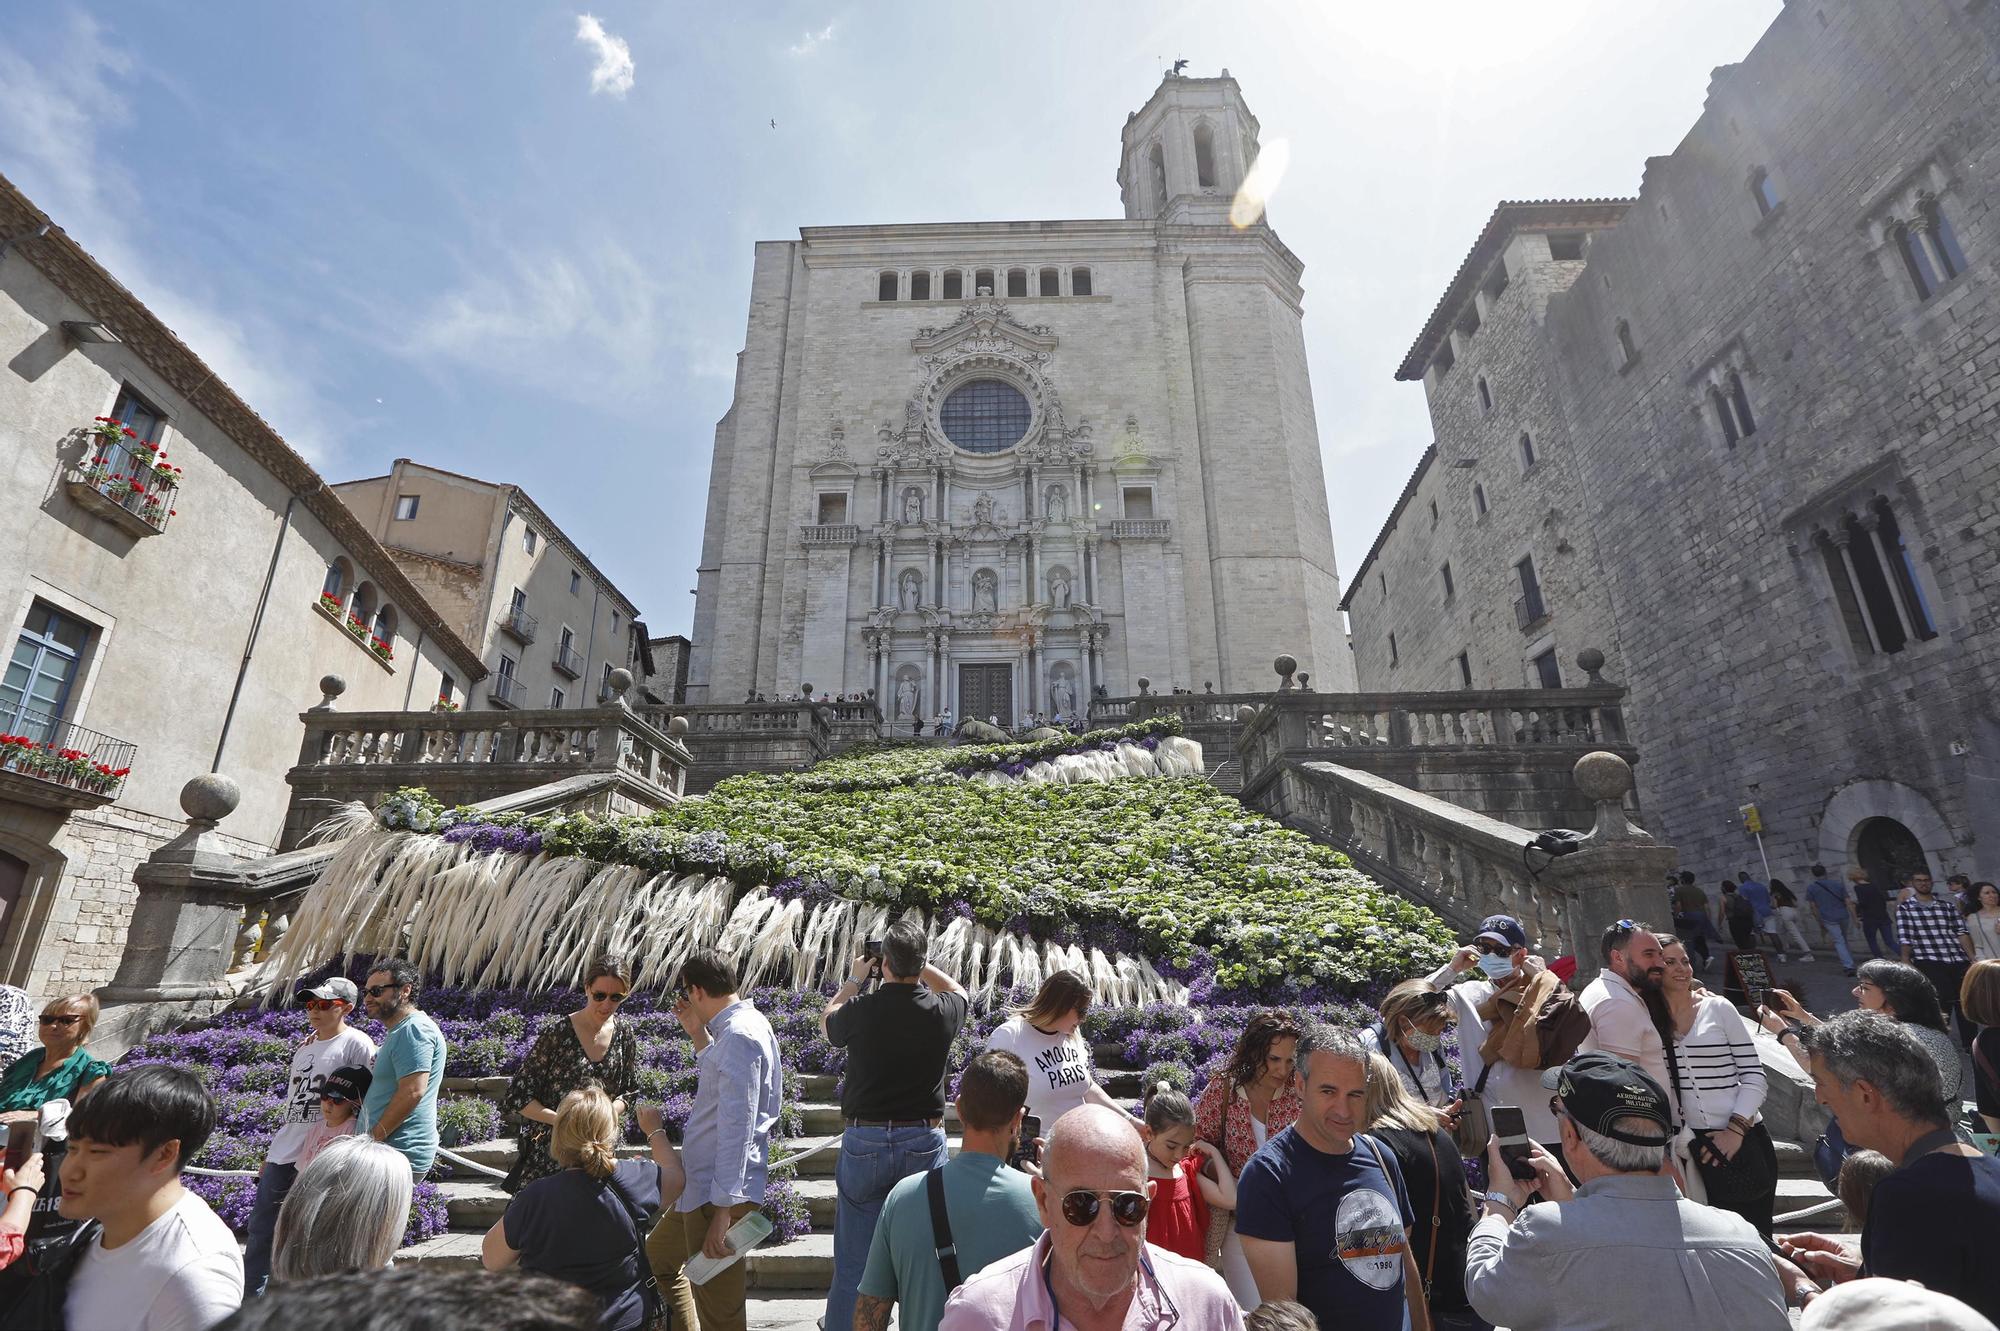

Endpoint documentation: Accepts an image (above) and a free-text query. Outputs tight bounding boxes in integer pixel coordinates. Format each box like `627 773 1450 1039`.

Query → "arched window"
1473 484 1488 516
974 269 995 296
1751 168 1781 217
1039 267 1059 297
877 271 898 302
1728 371 1757 438
349 582 377 628
1148 142 1167 209
1615 319 1639 365
1192 123 1217 188
321 558 351 604
939 379 1031 454
1711 387 1741 447
1921 196 1968 281
1894 223 1937 299
372 604 398 646
1006 268 1027 298
942 270 964 300
1519 433 1537 471
1477 377 1493 413
910 271 931 300
1071 267 1092 296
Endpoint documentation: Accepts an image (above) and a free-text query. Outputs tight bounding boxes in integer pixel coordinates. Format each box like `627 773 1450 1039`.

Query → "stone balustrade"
635 701 842 792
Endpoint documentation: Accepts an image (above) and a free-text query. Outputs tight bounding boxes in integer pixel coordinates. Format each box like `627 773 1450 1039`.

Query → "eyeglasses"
303 998 346 1012
588 990 628 1005
364 983 403 998
38 1014 79 1027
1057 1189 1150 1228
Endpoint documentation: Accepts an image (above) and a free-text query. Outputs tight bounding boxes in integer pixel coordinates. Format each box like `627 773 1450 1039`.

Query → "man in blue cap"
1429 914 1567 1154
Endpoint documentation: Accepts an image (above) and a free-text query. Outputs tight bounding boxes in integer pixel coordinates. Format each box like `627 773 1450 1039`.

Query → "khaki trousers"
646 1199 758 1331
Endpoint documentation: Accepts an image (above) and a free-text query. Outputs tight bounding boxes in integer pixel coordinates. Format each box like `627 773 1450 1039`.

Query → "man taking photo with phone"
821 918 968 1331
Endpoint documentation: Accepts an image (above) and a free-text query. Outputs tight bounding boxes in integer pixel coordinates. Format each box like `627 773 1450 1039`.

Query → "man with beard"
1578 923 1673 1099
359 959 447 1179
940 1105 1241 1331
855 1052 1043 1331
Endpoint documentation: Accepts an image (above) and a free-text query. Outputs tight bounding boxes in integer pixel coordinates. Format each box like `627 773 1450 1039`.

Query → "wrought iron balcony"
1514 593 1548 632
0 704 137 810
488 674 526 708
64 438 180 537
496 605 538 644
552 644 584 679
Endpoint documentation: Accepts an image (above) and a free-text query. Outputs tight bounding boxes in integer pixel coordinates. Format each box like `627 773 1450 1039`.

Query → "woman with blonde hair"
270 1136 413 1281
485 1086 686 1331
1363 1052 1485 1330
1360 979 1460 1112
983 969 1125 1126
504 956 642 1192
0 994 109 1111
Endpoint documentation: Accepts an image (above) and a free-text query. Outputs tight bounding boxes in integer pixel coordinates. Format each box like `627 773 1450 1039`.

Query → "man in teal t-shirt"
855 1051 1044 1331
359 960 447 1177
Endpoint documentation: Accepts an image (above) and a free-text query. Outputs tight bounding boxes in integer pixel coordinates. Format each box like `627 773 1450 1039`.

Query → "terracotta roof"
1394 199 1635 381
0 172 491 682
1338 443 1437 612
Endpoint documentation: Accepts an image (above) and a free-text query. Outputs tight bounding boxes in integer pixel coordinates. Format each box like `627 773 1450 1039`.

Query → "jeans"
825 1124 945 1331
1671 914 1711 967
1816 913 1856 969
1860 914 1899 958
243 1160 298 1296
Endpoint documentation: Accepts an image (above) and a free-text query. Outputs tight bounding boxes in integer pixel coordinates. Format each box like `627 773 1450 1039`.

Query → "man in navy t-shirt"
1235 1024 1426 1331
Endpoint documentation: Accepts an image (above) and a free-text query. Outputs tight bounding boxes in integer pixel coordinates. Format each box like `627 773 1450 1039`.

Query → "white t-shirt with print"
66 1189 244 1331
268 1025 376 1165
984 1015 1095 1127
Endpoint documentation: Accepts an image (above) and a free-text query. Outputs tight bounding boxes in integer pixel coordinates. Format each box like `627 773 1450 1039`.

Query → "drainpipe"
399 627 428 710
212 497 295 771
582 586 601 704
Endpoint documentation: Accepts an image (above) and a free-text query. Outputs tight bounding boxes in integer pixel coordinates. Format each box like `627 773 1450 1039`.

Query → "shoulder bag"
924 1166 964 1289
0 1218 98 1331
605 1168 665 1331
1450 1064 1494 1158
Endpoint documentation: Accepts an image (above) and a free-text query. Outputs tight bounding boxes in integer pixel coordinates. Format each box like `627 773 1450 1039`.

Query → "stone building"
641 632 690 704
686 71 1352 721
333 460 643 714
0 175 488 992
1348 0 2000 882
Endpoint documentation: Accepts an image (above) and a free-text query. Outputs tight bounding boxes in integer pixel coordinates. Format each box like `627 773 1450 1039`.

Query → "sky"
0 0 1783 639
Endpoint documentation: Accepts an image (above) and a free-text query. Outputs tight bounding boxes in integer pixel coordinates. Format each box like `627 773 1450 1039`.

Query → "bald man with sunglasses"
939 1105 1242 1331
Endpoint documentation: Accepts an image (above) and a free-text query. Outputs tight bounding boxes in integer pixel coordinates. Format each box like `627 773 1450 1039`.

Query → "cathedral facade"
685 73 1351 721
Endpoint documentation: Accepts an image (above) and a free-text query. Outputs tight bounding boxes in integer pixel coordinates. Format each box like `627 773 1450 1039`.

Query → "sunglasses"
319 1092 353 1105
365 983 404 998
1614 919 1640 932
303 998 347 1012
1057 1189 1150 1229
38 1014 79 1027
588 990 628 1005
1475 941 1513 957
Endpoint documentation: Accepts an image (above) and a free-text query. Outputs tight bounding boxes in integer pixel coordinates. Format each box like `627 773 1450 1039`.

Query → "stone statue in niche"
973 493 995 526
972 570 998 613
902 490 923 524
1046 485 1068 522
895 677 919 721
899 570 922 612
1051 675 1076 718
1049 570 1072 609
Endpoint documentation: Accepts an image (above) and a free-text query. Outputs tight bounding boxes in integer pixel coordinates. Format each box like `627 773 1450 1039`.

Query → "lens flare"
1230 139 1291 229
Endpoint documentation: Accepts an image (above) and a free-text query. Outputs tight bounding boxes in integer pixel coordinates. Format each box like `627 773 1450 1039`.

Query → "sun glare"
1231 138 1291 229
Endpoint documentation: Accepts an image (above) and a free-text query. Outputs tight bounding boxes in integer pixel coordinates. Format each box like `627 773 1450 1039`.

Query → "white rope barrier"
1772 1197 1845 1226
437 1146 508 1180
185 1165 259 1178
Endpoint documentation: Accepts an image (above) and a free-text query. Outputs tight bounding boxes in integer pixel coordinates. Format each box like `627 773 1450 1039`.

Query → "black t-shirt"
1973 1030 2000 1120
504 1160 663 1331
1854 881 1891 919
826 983 969 1120
1862 1149 2000 1323
1371 1125 1474 1315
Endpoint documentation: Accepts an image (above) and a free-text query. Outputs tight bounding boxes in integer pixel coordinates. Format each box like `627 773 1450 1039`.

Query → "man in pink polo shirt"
939 1105 1241 1331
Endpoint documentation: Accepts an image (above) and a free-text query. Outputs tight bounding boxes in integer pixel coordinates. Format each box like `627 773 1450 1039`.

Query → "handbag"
604 1170 665 1331
1450 1065 1494 1158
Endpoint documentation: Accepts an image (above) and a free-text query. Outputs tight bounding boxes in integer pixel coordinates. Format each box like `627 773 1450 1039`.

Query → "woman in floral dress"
503 956 641 1192
1194 1009 1302 1309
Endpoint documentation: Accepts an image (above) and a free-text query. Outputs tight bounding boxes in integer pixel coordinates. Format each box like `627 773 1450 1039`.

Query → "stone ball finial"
801 683 813 699
607 667 633 699
667 715 690 737
1577 647 1607 682
1574 750 1632 803
1235 705 1257 724
309 674 347 712
1135 676 1152 695
1274 654 1297 679
181 773 241 824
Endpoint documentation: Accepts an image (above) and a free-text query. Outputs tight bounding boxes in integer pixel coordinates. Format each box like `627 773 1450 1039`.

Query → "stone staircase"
401 1056 1839 1329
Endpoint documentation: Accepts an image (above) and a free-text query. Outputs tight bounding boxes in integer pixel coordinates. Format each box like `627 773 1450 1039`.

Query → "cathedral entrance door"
958 664 1014 728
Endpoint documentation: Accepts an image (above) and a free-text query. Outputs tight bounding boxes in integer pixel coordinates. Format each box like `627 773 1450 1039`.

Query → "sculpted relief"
972 569 999 613
899 570 923 612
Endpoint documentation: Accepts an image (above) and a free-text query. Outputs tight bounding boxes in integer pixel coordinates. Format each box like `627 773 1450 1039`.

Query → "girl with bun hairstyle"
1140 1081 1236 1265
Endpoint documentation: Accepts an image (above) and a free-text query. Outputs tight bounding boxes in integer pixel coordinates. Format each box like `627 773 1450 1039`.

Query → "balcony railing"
1514 593 1547 632
64 438 180 537
1108 519 1172 540
0 703 137 806
489 674 525 708
553 644 584 678
496 605 538 644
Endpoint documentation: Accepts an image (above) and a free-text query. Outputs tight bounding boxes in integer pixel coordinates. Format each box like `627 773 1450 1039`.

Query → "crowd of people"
6 859 2000 1329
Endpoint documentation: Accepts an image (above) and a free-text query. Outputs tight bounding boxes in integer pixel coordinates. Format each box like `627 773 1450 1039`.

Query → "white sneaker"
1800 953 1815 962
1776 954 1789 963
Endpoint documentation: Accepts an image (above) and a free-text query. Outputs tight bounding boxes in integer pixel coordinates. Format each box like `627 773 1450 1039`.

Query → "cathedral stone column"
1083 537 1099 603
1024 464 1036 519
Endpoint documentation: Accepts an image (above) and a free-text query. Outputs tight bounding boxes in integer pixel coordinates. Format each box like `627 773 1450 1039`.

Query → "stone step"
395 1227 839 1292
440 1175 844 1233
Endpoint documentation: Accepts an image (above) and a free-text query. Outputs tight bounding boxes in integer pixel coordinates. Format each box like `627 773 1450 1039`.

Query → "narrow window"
1728 371 1757 438
393 494 420 520
1006 269 1027 298
1712 388 1741 447
974 268 995 296
611 611 620 633
1428 500 1439 526
569 570 582 595
1923 197 1968 280
1895 223 1937 300
1071 267 1092 296
1388 633 1399 667
1751 168 1781 217
1193 123 1217 188
1477 377 1493 413
1532 648 1562 689
1148 143 1168 209
942 270 964 300
1039 267 1060 297
550 686 565 709
498 653 517 680
1432 341 1456 378
1457 652 1473 687
1441 562 1455 599
510 587 527 615
1516 555 1546 626
600 661 615 700
1548 234 1585 261
1121 486 1155 520
877 271 898 302
1843 513 1910 654
322 560 348 599
1473 484 1488 516
910 271 931 300
1379 573 1386 598
371 604 397 647
1615 319 1638 365
438 675 456 706
1519 433 1537 471
110 385 166 445
523 527 538 555
1876 502 1938 641
559 626 575 654
2 601 93 737
817 493 849 525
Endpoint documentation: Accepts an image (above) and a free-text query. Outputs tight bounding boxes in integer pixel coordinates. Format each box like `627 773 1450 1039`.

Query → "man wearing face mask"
1430 915 1575 1156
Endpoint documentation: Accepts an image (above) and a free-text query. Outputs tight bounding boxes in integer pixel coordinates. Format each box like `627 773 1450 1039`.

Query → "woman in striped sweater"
1655 932 1780 1238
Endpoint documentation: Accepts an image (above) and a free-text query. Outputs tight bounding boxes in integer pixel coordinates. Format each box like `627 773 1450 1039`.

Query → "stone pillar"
1024 465 1036 519
1544 751 1679 984
1828 529 1886 655
1084 537 1100 604
1859 512 1920 641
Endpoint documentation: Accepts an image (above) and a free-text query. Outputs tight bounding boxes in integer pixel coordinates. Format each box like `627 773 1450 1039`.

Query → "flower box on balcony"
312 598 396 674
65 423 181 538
0 724 134 811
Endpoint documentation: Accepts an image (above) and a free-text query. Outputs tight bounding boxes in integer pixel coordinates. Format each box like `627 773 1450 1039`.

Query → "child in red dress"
1141 1082 1236 1265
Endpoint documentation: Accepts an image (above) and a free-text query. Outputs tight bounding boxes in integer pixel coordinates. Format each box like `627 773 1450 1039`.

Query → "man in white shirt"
1578 921 1671 1095
244 977 376 1295
60 1064 244 1331
1433 914 1566 1148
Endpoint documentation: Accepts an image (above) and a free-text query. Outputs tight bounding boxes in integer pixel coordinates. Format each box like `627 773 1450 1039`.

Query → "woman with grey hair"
270 1135 414 1282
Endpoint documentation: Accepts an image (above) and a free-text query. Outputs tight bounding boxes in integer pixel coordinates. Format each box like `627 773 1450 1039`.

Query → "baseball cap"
320 1065 373 1104
1474 915 1528 951
1540 1052 1674 1144
300 977 359 1005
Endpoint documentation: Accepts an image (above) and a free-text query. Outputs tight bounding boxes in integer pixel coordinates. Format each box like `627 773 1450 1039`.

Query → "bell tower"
1118 68 1264 226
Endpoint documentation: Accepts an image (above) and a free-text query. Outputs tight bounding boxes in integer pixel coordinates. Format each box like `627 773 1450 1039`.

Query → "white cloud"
787 23 835 57
575 14 635 97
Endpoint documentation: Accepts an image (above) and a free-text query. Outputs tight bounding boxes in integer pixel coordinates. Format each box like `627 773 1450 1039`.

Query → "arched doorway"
1855 816 1927 890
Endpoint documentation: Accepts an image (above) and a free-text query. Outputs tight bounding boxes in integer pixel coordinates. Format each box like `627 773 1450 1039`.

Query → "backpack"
1724 892 1754 923
0 1218 99 1331
1530 988 1594 1070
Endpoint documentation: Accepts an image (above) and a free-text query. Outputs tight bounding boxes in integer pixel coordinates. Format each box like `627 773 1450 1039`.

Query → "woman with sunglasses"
243 977 378 1295
1360 980 1461 1116
504 955 641 1193
0 995 109 1113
